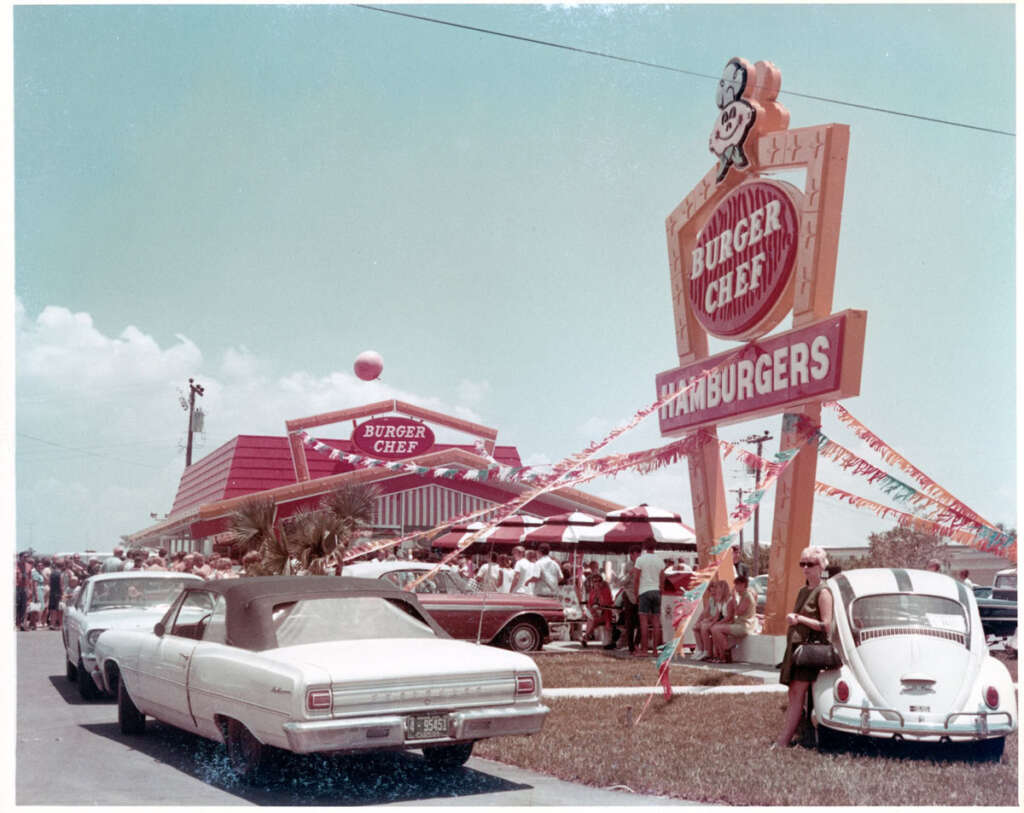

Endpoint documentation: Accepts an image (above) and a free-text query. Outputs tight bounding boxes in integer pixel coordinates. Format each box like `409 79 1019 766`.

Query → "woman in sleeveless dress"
710 574 758 662
774 546 833 749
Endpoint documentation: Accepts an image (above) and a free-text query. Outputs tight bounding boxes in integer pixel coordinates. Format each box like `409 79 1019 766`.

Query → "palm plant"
289 483 380 574
227 497 290 575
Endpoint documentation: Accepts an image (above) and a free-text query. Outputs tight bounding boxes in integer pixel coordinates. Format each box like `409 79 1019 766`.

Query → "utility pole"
729 487 745 552
741 430 773 576
185 377 205 467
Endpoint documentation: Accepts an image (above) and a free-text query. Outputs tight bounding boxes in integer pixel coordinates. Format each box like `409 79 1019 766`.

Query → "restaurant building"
123 400 624 554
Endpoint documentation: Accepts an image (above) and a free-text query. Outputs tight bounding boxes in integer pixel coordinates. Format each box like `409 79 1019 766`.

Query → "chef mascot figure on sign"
709 57 788 183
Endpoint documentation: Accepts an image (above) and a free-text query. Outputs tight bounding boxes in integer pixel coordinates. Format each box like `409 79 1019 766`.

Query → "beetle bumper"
818 703 1016 742
281 702 550 754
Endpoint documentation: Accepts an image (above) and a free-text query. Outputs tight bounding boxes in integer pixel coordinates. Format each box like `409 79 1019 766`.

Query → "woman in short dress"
710 574 758 662
774 546 833 749
691 579 726 660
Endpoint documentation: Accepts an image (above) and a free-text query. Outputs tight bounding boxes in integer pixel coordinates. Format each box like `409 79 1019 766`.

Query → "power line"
354 5 1014 138
16 432 164 470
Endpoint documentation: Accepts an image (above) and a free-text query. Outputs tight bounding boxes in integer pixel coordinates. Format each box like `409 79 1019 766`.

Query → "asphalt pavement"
15 628 681 806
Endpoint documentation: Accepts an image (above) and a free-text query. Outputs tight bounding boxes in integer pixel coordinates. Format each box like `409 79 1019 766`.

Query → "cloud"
14 301 492 549
456 378 490 405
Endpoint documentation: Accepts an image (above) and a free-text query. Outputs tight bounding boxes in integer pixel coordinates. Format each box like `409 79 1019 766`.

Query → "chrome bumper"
820 703 1016 741
281 703 549 755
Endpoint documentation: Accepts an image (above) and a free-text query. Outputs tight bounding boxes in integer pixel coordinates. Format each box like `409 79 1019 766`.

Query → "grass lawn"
533 651 762 688
473 651 1020 805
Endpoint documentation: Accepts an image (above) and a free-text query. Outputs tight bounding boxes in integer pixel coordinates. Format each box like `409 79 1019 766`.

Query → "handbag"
792 641 841 670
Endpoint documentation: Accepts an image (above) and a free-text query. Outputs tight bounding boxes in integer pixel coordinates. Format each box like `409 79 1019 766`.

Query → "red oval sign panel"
689 180 800 340
352 417 435 459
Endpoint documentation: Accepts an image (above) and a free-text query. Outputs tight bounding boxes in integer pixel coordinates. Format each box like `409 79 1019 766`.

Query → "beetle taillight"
306 688 332 711
835 680 850 703
984 686 999 709
515 674 536 695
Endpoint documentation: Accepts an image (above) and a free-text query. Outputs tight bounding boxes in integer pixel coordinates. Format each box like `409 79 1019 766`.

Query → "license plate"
406 713 450 740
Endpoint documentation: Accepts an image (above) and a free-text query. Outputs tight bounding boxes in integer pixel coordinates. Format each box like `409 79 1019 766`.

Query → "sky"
9 3 1017 558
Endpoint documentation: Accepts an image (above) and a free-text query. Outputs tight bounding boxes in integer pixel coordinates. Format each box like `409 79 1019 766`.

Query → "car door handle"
178 653 189 661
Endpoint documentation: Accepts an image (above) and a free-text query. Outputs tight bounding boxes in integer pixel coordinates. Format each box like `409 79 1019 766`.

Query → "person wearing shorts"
633 541 664 655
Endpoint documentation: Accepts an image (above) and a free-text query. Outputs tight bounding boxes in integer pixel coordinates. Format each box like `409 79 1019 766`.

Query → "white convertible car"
93 575 548 781
63 571 203 699
811 568 1017 759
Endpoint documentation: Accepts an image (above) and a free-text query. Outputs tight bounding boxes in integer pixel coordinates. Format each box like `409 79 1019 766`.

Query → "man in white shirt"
475 552 503 592
633 541 664 656
533 543 562 597
509 546 537 595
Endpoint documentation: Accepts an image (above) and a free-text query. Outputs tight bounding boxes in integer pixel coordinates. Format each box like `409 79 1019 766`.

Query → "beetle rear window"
271 596 437 647
850 594 967 633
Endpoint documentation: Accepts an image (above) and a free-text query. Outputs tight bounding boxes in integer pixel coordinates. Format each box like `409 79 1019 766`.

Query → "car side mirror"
154 622 165 637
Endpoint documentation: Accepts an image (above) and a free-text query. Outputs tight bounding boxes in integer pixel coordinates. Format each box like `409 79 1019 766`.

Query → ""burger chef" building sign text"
352 417 435 459
689 180 800 340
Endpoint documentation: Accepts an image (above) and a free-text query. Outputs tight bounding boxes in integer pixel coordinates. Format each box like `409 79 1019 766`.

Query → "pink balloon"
354 350 383 381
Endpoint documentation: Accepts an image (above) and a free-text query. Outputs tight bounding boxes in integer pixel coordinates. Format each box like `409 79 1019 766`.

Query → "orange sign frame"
664 63 855 634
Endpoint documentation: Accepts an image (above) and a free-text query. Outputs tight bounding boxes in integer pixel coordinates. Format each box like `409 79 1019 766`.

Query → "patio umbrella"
521 511 601 551
433 515 542 551
476 515 543 547
431 521 488 550
576 504 697 553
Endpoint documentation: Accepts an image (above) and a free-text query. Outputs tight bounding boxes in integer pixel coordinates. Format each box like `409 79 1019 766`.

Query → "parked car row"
64 572 549 782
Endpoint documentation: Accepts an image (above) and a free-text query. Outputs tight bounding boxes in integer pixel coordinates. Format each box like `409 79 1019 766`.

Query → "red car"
343 561 565 652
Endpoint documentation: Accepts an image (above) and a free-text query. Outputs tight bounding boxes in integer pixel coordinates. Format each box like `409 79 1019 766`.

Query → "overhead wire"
17 432 166 469
354 4 1014 138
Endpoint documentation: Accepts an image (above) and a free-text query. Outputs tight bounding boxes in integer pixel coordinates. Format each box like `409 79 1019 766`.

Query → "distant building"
123 400 624 555
823 543 1011 587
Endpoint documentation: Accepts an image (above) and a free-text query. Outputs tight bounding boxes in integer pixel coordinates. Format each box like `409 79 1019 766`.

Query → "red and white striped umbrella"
433 515 542 550
477 514 543 546
576 504 696 551
521 511 601 549
432 521 488 550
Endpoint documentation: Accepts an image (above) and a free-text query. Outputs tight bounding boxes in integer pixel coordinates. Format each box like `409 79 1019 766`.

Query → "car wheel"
504 620 542 652
973 737 1005 762
226 719 268 784
118 679 146 735
77 657 99 701
422 741 474 768
65 657 78 682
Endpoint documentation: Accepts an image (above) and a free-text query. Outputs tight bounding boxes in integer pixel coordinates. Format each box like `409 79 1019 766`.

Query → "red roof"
170 435 524 517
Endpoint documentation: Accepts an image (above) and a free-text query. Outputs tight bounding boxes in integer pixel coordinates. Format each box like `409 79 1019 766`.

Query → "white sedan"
811 568 1017 759
62 571 202 699
93 575 549 782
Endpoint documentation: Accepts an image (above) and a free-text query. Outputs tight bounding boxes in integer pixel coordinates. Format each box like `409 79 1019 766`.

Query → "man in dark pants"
614 546 641 653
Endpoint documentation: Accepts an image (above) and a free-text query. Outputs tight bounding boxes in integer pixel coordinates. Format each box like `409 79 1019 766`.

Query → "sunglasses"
799 561 820 568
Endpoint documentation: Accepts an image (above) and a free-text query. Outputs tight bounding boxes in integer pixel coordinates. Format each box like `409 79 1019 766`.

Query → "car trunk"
855 634 975 714
262 638 525 717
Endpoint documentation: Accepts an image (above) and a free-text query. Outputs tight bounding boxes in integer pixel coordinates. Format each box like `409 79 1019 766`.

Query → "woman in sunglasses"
773 546 833 749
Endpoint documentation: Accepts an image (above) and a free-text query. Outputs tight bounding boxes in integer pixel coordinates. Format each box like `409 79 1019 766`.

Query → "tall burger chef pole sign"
659 58 865 635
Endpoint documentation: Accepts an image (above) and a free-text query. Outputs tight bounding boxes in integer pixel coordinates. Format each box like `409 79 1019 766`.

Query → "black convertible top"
176 575 446 651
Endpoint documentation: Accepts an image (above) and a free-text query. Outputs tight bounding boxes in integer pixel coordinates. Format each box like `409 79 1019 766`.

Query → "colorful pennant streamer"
825 401 992 528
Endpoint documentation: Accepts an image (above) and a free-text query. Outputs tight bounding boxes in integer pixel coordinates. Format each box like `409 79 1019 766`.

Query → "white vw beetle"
93 576 548 781
811 568 1017 759
62 571 203 699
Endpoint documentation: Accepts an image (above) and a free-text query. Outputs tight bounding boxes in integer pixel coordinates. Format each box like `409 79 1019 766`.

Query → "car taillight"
515 674 536 696
984 686 999 709
835 680 850 703
306 688 332 711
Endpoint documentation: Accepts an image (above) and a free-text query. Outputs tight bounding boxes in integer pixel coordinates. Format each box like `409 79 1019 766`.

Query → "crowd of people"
14 546 242 631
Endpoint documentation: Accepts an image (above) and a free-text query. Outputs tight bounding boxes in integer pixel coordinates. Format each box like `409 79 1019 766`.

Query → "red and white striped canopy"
576 504 696 551
521 511 601 548
433 515 542 550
